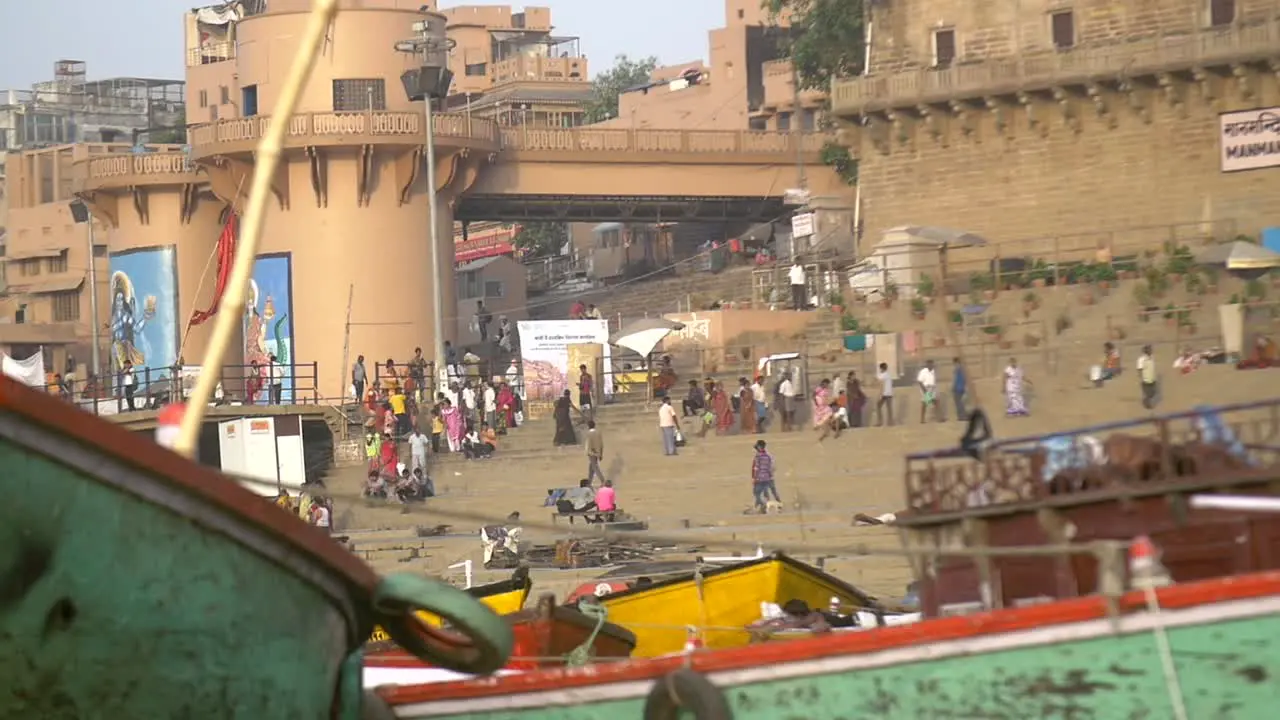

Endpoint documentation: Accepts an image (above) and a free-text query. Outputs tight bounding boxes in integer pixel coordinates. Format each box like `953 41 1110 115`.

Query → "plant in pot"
948 309 964 329
1162 241 1195 283
1162 303 1178 327
981 320 1003 341
916 274 936 304
840 313 861 333
910 296 927 320
970 271 995 301
1027 259 1051 288
827 289 845 314
1133 281 1155 321
1203 266 1220 295
1245 278 1268 302
1143 265 1169 299
1092 262 1117 290
882 279 900 308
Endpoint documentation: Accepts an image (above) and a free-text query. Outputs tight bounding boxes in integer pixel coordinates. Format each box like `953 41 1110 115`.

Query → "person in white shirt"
916 360 938 424
788 262 807 311
751 376 767 431
268 354 284 404
1137 345 1158 409
875 362 895 426
658 396 679 456
777 373 795 431
310 499 331 535
461 383 478 425
483 382 498 428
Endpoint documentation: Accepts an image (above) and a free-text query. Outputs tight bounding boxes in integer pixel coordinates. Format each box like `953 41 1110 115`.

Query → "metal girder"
454 194 788 223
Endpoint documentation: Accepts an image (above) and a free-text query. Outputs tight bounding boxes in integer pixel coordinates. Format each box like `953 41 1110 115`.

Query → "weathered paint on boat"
0 378 512 718
382 571 1280 719
595 552 879 657
370 576 531 644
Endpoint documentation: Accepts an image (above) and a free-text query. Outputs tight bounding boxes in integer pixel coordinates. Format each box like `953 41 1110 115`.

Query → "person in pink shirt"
595 479 617 521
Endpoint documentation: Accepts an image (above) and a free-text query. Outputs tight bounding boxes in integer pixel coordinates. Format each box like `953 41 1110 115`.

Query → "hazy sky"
0 1 725 89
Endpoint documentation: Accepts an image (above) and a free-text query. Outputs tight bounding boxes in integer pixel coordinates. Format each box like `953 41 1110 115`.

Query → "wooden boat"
0 378 513 718
368 568 532 645
367 594 636 671
365 401 1280 717
373 567 1280 718
587 553 881 657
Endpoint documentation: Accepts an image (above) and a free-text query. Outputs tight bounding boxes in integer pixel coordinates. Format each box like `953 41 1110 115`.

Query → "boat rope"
1144 585 1189 720
564 602 609 667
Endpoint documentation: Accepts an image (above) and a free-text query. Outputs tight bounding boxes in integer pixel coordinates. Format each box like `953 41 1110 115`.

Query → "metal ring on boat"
371 573 514 675
643 669 733 720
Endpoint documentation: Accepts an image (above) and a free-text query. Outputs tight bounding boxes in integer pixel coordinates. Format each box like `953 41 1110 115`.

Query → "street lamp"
69 197 102 377
396 15 455 386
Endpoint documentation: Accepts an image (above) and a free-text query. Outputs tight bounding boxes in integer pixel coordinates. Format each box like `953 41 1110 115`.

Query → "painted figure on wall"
244 254 295 404
108 247 179 393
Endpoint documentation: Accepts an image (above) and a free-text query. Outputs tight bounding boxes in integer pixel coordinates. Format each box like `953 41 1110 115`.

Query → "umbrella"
610 317 685 357
886 226 990 248
1197 241 1280 271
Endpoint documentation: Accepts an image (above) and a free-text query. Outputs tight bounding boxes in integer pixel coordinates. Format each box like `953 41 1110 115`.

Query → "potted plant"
1163 303 1178 327
1245 278 1267 302
882 279 900 308
1143 265 1169 299
1022 290 1040 317
981 321 1003 340
1162 241 1195 284
827 289 845 314
1203 267 1220 295
970 271 996 301
840 313 861 334
1027 259 1051 288
948 309 964 329
910 296 927 320
1093 262 1117 290
916 274 936 303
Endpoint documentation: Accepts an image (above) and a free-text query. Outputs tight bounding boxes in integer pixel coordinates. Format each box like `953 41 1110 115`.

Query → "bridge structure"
69 5 847 400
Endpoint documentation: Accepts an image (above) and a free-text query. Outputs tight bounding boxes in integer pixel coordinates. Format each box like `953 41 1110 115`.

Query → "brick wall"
856 75 1280 252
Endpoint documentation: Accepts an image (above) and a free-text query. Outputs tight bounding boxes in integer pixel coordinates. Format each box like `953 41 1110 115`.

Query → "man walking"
1137 345 1158 409
578 363 594 418
658 396 679 456
951 357 967 421
352 354 367 404
788 261 807 311
875 362 895 426
751 439 782 513
917 359 938 424
585 419 606 484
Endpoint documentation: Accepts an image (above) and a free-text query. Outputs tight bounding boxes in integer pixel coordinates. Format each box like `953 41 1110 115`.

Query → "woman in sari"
812 379 833 430
846 371 867 428
553 389 578 446
652 355 678 398
738 377 757 434
711 383 735 435
495 382 517 433
440 398 465 452
1004 357 1030 417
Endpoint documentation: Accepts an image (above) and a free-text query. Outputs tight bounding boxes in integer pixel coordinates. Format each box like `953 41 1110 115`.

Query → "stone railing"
499 127 830 154
83 151 195 180
832 17 1280 113
188 111 500 154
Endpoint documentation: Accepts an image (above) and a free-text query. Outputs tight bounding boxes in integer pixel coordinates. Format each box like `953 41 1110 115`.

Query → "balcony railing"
187 42 236 67
188 111 500 156
81 151 194 181
832 17 1280 113
499 127 830 154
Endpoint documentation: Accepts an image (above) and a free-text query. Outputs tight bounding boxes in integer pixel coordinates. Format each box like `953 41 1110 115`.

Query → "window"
46 252 67 273
52 291 80 322
456 270 481 300
242 85 259 116
210 105 219 121
332 79 387 112
776 112 791 131
484 280 504 298
465 63 487 77
1209 0 1235 26
737 8 744 19
800 109 816 131
219 85 230 104
932 28 957 68
93 244 108 258
1051 11 1076 49
199 89 208 108
749 117 768 131
20 259 41 277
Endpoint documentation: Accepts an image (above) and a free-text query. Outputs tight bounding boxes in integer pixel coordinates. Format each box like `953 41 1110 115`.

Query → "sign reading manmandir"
1220 106 1280 172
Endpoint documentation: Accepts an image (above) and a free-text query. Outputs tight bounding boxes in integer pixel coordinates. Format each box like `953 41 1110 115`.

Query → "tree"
512 222 568 258
767 0 866 91
149 109 188 144
583 54 659 124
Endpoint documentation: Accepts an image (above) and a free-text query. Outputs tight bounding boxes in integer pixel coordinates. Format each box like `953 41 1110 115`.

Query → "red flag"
188 212 238 328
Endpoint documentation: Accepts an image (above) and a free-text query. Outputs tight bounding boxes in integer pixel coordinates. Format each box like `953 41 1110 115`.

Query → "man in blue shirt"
952 357 968 421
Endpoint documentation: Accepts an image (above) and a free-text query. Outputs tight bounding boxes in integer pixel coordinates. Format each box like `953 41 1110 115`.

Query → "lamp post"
69 197 101 378
396 16 455 386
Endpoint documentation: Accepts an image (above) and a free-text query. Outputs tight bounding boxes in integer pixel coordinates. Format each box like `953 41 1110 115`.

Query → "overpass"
76 111 846 399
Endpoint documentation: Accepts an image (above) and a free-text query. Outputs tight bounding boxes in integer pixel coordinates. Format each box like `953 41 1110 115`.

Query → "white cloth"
788 264 805 285
916 367 936 390
1 351 45 387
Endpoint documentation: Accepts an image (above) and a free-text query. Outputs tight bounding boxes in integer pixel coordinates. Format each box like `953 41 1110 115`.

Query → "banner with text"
515 319 614 409
1220 106 1280 172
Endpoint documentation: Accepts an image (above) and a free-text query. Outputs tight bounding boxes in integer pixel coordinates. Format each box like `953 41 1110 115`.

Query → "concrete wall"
454 255 528 346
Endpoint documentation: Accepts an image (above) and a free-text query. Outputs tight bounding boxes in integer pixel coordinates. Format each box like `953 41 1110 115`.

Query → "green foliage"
916 273 935 298
947 309 964 325
512 222 568 258
150 109 187 144
767 0 866 91
840 313 861 332
910 297 927 314
826 289 845 306
969 271 993 292
1245 278 1268 301
1162 242 1195 276
583 55 658 124
820 141 858 185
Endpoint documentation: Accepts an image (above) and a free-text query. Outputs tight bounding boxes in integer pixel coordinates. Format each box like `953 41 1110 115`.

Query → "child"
430 406 444 453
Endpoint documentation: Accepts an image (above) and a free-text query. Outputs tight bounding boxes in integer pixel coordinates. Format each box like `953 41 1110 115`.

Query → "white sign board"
514 319 613 402
1220 106 1280 172
791 212 815 238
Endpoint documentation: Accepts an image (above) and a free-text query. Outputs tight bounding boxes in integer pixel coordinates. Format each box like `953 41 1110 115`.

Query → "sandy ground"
322 358 1280 609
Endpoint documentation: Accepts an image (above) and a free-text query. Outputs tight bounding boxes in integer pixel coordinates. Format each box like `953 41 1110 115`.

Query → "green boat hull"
402 604 1280 719
0 436 359 718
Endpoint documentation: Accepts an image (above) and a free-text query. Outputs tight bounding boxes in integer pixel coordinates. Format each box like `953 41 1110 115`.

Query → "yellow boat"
594 553 880 657
368 567 531 644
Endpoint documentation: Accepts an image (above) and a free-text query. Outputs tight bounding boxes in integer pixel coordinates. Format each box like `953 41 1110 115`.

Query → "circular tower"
189 0 498 399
